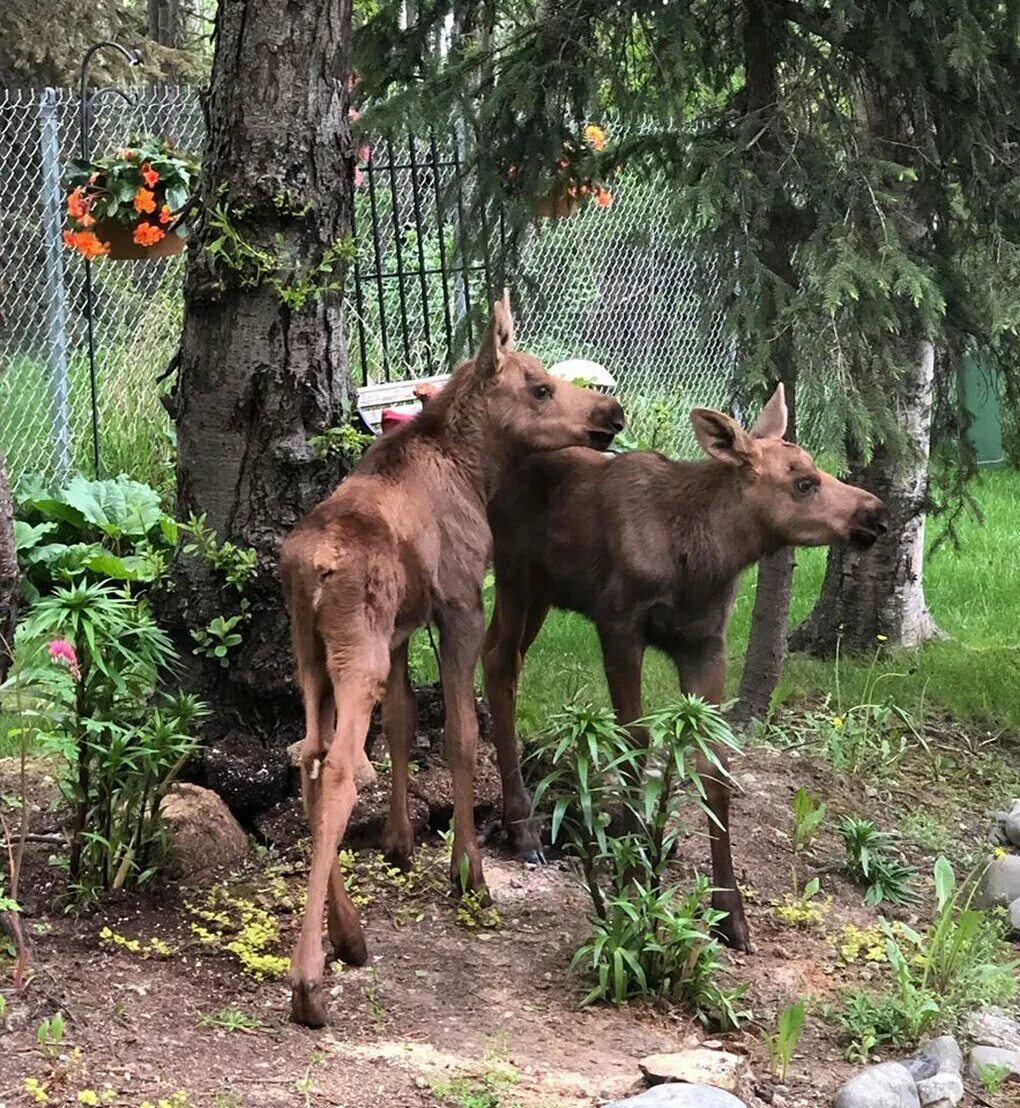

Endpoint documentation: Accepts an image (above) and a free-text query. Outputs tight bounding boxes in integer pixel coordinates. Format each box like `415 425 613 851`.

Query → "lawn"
511 465 1020 736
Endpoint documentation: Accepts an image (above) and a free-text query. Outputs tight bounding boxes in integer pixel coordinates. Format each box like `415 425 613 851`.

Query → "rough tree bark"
790 340 943 655
0 452 16 682
731 0 800 724
169 0 355 736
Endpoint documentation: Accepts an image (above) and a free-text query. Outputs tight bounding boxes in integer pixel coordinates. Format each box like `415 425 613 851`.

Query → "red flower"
48 639 81 679
67 187 88 220
595 187 614 209
141 162 160 187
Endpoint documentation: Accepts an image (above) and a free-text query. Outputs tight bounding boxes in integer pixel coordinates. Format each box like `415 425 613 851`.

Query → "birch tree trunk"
790 340 944 655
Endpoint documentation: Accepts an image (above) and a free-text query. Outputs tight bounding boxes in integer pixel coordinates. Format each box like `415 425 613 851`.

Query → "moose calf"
483 385 887 951
279 293 624 1026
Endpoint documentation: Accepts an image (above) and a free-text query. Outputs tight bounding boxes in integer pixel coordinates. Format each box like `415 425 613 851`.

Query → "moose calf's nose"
602 398 626 433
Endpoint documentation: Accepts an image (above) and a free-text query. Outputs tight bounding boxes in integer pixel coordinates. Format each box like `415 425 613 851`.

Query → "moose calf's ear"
750 383 788 440
474 289 516 381
690 408 757 467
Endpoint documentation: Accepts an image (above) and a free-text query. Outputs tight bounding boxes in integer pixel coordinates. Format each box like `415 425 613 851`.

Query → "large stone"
962 1008 1020 1052
1009 897 1020 936
833 1062 921 1108
968 1044 1020 1083
915 1073 964 1107
978 855 1020 908
914 1036 963 1076
159 782 250 880
638 1049 745 1092
603 1088 747 1108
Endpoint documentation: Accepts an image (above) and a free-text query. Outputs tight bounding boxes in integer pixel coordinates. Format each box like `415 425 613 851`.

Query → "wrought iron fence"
0 85 736 487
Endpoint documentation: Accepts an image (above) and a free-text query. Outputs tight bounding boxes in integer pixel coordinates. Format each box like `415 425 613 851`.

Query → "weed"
432 1066 521 1108
764 999 807 1081
977 1061 1012 1095
363 965 387 1024
99 927 176 958
186 881 292 980
834 924 887 965
840 817 918 906
197 1006 263 1033
308 421 373 465
36 1011 65 1058
530 697 748 1025
790 788 825 895
900 810 955 855
456 888 501 931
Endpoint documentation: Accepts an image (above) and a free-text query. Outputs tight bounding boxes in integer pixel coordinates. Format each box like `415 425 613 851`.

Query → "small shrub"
530 697 748 1026
764 999 807 1080
833 857 1017 1060
977 1061 1012 1096
790 788 825 895
3 581 205 903
840 816 917 906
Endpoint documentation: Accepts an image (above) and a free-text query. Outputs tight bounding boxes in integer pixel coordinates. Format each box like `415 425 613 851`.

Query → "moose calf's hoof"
290 980 328 1028
329 928 369 968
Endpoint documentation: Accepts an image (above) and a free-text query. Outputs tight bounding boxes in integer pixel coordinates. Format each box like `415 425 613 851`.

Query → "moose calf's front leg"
440 608 488 897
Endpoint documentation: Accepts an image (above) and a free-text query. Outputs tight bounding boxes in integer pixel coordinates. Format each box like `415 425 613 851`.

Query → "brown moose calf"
279 294 624 1027
483 385 887 952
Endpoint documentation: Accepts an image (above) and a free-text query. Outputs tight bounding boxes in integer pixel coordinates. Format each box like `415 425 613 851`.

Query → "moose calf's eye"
795 476 816 495
530 384 552 401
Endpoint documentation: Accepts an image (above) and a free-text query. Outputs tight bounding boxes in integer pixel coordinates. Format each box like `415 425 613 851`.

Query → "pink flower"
48 639 81 679
358 143 372 165
348 108 361 122
354 167 364 187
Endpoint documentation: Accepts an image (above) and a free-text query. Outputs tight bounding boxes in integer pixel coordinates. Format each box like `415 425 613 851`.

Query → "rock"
833 1062 920 1108
159 783 251 880
603 1087 747 1108
1009 897 1020 936
968 1044 1020 1083
1004 801 1020 849
638 1049 745 1092
914 1036 963 1076
915 1073 964 1107
977 854 1020 908
962 1008 1020 1052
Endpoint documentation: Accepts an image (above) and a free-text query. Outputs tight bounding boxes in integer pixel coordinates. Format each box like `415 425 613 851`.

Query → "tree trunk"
790 341 943 655
731 0 799 724
0 452 16 682
170 0 355 735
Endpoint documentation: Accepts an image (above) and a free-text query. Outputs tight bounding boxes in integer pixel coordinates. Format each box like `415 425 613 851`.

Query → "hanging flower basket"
531 187 579 219
528 124 615 221
63 137 198 260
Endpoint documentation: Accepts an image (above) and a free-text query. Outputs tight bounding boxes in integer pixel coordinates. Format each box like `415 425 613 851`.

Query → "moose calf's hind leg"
382 641 417 867
700 750 751 953
290 680 377 1028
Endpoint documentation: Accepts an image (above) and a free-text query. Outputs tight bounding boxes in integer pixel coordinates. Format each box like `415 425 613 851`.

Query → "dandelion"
832 716 844 729
584 123 607 151
132 222 166 247
48 639 81 679
141 162 160 187
133 187 157 214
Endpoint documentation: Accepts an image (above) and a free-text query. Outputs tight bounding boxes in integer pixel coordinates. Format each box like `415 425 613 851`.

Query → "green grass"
512 466 1020 734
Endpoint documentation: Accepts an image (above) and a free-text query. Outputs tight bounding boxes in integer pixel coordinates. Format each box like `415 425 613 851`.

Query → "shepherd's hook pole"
78 42 141 477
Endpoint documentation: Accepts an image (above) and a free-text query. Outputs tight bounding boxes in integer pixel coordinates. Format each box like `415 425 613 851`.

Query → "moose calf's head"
691 385 888 550
471 292 625 451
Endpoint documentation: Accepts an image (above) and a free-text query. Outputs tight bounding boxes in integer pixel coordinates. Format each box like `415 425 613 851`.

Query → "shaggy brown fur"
483 386 887 952
279 293 624 1027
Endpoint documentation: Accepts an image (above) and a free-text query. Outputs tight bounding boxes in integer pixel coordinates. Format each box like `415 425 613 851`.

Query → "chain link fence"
0 85 735 488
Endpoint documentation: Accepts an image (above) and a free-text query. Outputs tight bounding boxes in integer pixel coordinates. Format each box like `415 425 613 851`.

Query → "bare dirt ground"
3 714 1020 1108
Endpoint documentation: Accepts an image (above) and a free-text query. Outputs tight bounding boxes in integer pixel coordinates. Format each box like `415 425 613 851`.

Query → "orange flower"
132 222 166 247
133 187 157 214
67 187 88 220
159 204 173 225
141 162 160 187
80 212 95 227
63 230 110 258
595 187 614 209
584 124 607 151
